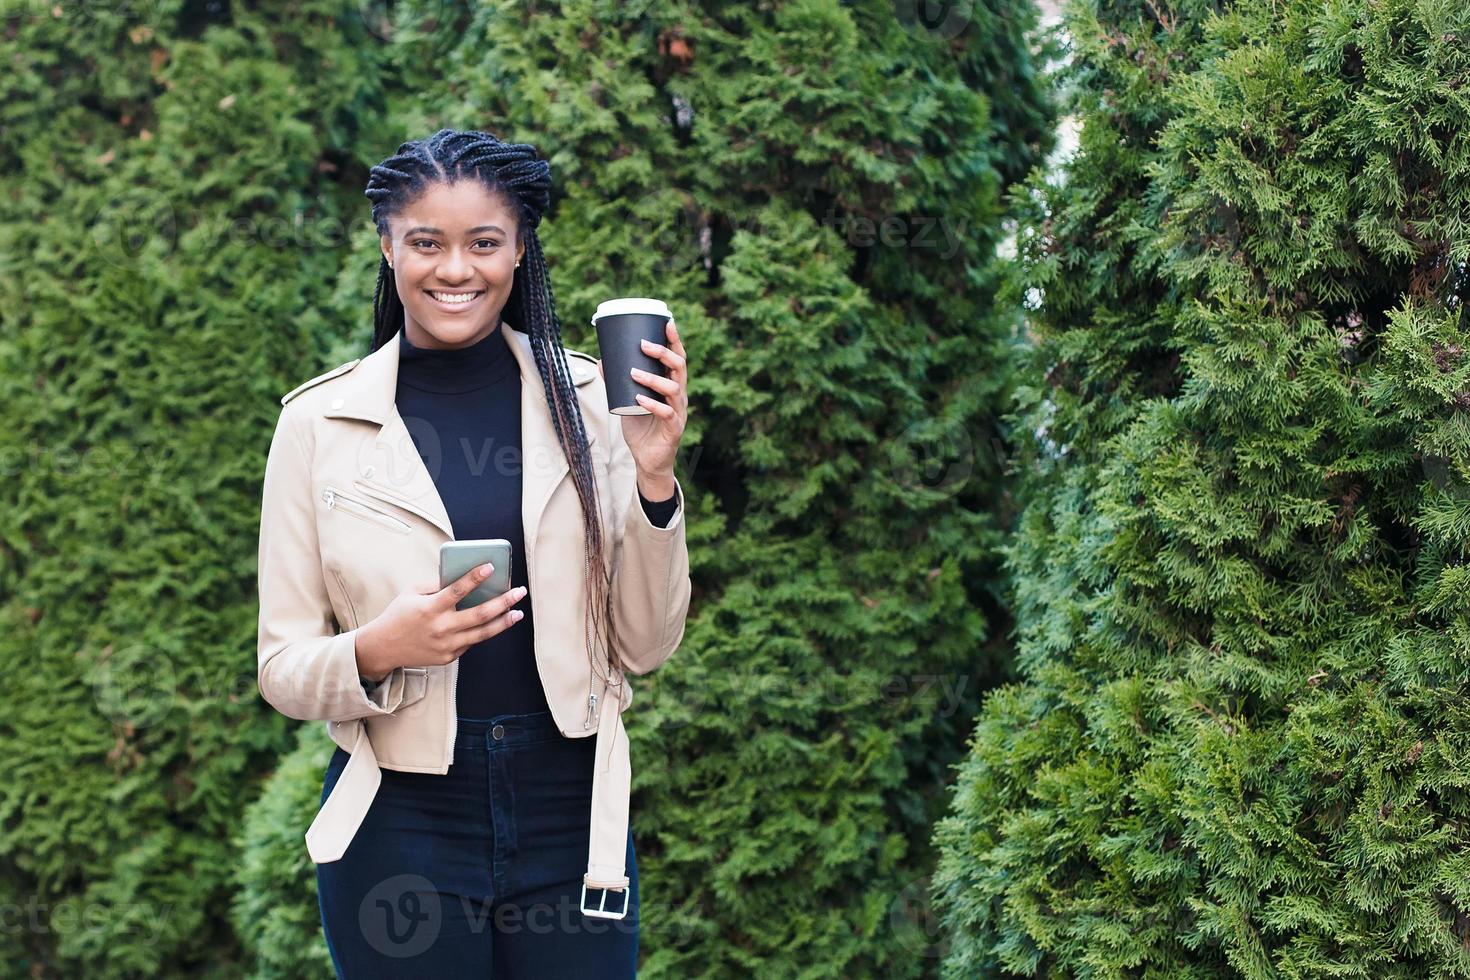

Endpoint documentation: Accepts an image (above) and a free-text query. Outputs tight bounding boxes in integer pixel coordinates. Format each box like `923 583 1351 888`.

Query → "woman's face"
380 180 526 350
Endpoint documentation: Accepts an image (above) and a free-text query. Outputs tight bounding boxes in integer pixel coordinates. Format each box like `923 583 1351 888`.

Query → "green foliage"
231 724 338 980
0 0 395 975
934 0 1470 975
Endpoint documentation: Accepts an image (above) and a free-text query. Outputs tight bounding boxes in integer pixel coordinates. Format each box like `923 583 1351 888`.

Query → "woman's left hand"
597 318 687 480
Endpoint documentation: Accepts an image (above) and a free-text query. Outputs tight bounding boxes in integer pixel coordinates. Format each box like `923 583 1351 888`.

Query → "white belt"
581 681 632 919
303 701 632 922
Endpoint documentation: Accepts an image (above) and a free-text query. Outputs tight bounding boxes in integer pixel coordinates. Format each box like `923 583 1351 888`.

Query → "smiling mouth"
425 289 485 308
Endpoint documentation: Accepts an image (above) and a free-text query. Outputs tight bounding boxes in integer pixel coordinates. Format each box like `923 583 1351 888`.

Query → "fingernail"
480 563 494 575
510 610 523 622
516 586 528 598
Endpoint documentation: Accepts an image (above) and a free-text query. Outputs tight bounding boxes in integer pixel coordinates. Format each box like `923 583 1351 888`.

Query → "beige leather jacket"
255 322 690 918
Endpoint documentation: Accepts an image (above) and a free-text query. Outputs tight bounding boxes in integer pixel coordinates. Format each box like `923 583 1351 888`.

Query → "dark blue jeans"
315 710 639 977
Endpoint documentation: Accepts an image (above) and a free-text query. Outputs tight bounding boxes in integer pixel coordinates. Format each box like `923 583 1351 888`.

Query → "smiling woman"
254 129 693 977
363 134 643 692
383 185 522 341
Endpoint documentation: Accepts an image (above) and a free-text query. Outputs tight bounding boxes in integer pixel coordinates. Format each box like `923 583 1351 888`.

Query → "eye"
411 238 438 249
474 239 500 249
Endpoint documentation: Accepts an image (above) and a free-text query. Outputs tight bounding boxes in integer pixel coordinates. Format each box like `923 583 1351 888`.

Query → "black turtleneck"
394 323 678 720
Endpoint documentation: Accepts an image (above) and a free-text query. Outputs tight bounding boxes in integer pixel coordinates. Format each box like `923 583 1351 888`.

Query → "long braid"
361 128 626 692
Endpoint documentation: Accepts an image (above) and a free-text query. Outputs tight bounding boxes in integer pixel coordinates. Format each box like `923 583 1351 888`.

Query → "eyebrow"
403 225 508 236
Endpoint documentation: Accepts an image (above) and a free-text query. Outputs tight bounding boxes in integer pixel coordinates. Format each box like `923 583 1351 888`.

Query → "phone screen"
439 539 514 611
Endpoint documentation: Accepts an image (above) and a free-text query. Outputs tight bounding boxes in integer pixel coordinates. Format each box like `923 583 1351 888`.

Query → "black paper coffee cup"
591 298 672 415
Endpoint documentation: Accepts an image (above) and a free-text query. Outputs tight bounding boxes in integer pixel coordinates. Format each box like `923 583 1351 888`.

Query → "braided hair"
363 128 626 692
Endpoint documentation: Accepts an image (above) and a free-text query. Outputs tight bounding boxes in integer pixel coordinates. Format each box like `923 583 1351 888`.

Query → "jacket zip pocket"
322 485 412 534
330 568 359 631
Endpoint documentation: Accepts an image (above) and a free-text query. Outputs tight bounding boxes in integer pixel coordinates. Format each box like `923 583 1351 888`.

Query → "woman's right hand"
354 563 528 682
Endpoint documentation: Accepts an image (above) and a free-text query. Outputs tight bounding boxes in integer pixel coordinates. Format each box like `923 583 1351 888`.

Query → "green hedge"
934 0 1470 974
231 724 337 980
0 0 387 974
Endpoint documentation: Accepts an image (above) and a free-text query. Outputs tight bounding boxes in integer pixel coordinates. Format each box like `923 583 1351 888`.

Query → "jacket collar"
320 321 600 545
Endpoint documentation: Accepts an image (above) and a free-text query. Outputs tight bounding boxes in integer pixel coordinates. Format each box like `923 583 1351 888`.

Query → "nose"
437 247 472 283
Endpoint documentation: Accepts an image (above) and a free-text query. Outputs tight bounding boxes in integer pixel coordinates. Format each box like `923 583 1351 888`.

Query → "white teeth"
430 291 481 305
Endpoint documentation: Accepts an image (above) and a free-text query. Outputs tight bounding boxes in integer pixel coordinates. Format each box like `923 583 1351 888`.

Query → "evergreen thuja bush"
0 0 392 975
933 0 1470 976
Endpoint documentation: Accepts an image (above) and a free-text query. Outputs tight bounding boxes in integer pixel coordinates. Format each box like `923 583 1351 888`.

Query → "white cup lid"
591 297 671 325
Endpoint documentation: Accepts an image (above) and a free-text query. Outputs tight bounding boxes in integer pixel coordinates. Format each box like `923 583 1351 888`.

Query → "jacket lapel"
321 323 598 553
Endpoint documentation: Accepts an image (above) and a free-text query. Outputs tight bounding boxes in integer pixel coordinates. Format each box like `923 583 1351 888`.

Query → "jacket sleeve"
605 414 692 676
256 403 415 721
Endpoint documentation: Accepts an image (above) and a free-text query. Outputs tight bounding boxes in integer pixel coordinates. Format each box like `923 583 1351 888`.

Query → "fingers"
637 321 687 418
440 562 496 606
629 366 679 396
458 604 525 646
449 583 528 639
633 393 677 417
640 327 686 375
664 318 685 357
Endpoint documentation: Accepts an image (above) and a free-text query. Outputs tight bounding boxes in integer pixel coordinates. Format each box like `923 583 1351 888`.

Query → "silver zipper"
447 649 459 761
322 486 412 533
447 535 459 763
582 529 624 728
584 541 595 729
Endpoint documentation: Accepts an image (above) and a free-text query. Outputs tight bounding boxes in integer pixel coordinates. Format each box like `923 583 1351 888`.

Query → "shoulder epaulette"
280 359 361 406
564 348 598 386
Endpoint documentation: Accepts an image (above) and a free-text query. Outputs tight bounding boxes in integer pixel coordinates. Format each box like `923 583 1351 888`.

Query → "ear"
380 232 393 268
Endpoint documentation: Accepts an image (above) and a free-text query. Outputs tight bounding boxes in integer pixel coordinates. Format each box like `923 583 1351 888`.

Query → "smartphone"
439 539 514 612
